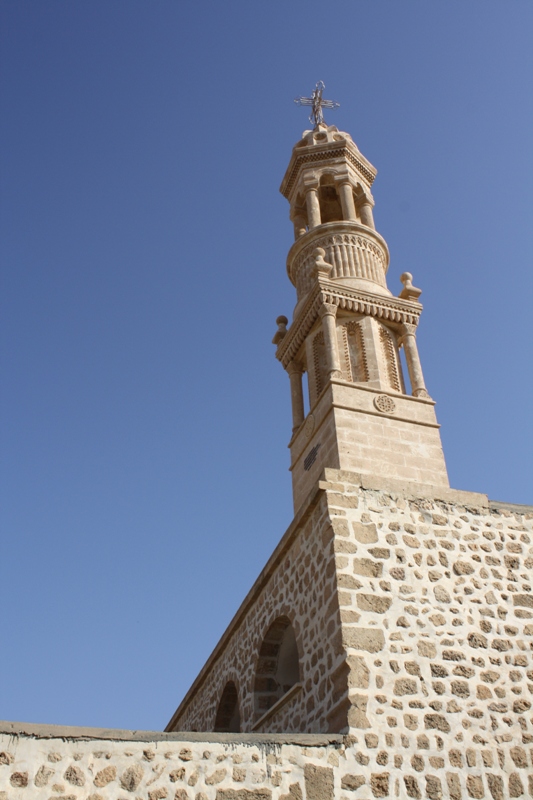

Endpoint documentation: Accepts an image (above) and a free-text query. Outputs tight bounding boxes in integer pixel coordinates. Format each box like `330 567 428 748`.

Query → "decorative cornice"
275 282 422 368
280 145 376 199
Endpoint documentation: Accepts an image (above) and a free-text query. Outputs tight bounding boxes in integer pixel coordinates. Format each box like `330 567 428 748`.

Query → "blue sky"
1 1 532 731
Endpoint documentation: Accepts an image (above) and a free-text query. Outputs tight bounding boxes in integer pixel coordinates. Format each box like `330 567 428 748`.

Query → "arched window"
254 616 300 720
213 681 241 732
318 174 343 223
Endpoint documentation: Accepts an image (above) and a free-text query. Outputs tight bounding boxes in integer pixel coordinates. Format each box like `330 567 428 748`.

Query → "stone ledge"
0 720 343 747
321 468 489 508
489 499 533 514
251 683 303 732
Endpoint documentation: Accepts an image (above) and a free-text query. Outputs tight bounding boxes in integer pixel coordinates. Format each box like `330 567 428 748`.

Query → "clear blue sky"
1 1 531 731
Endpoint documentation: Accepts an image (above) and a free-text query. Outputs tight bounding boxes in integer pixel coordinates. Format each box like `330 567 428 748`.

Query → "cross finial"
294 81 340 127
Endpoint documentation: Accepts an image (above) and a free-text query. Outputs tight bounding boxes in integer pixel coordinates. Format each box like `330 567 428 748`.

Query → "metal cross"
294 81 340 127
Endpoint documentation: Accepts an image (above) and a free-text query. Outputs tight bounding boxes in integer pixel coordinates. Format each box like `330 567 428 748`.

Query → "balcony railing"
287 221 390 303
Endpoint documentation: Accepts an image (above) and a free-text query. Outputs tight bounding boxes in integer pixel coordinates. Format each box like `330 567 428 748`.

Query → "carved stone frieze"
379 325 402 393
275 284 421 369
281 145 376 199
342 320 369 383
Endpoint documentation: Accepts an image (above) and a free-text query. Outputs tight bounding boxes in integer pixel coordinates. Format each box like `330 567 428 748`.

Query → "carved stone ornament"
399 272 422 302
374 395 396 414
272 315 289 346
399 322 417 339
303 413 315 440
318 302 337 319
313 247 332 279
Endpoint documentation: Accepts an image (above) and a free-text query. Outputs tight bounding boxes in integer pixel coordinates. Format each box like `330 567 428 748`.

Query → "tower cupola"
281 123 390 319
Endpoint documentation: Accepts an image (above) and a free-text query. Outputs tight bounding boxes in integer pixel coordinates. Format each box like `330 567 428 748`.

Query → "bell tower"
274 113 449 512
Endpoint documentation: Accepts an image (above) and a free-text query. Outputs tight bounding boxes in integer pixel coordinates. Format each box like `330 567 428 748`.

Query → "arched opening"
254 616 300 720
318 174 343 223
213 681 241 732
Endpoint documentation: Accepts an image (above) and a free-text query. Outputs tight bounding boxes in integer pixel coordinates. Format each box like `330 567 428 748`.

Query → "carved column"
319 303 342 378
359 201 375 230
286 360 305 433
305 187 321 229
337 180 357 221
399 323 429 398
292 214 307 240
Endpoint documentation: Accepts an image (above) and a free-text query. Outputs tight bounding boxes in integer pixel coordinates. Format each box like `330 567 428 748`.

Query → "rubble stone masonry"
1 715 533 799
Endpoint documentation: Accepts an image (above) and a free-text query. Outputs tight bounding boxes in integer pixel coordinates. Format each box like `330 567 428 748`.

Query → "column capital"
287 359 303 376
290 205 306 221
333 170 353 187
398 322 417 343
302 176 320 191
356 188 375 207
319 301 338 319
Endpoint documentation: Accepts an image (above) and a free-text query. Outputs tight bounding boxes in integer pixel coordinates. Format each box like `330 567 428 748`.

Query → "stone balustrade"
286 221 390 307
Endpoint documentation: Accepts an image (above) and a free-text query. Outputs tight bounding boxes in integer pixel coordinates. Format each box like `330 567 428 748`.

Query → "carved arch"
253 616 300 721
318 173 343 223
213 680 241 732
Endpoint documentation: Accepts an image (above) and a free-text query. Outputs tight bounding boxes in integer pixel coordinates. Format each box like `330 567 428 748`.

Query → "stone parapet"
286 221 390 306
1 720 532 799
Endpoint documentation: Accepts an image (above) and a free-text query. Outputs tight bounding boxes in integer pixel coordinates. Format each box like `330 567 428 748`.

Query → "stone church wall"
1 721 532 799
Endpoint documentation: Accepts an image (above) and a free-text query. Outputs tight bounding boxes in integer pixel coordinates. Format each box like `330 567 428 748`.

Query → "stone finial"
313 248 333 280
399 272 422 302
272 315 288 345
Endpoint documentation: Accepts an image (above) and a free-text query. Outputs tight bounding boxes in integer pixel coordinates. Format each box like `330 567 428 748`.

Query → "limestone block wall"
1 721 532 800
167 492 346 734
289 381 448 516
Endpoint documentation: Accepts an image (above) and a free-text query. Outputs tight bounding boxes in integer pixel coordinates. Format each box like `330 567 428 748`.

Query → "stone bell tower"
274 121 449 512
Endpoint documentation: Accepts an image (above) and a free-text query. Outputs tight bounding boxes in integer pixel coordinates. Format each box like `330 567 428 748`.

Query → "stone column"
305 187 321 229
287 360 305 433
337 181 357 221
399 323 429 398
319 303 342 378
292 213 307 240
359 201 375 230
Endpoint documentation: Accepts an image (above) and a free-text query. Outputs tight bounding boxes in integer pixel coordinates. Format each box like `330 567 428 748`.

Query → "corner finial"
313 247 333 280
272 315 288 345
294 81 340 128
399 272 422 302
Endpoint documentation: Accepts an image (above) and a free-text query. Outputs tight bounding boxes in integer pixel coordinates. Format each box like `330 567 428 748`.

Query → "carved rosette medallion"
303 414 315 440
374 395 396 414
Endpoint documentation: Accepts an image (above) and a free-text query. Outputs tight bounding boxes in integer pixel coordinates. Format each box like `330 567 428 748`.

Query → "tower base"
290 378 449 514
